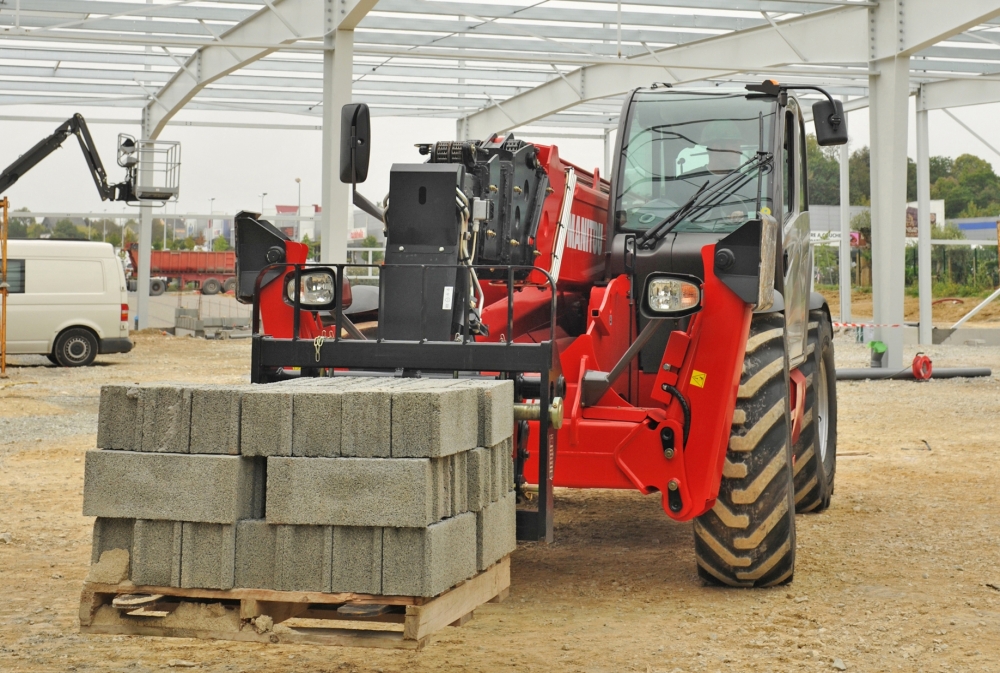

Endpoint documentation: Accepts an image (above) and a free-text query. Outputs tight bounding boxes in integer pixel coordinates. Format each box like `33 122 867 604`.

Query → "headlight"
286 271 336 306
643 275 702 317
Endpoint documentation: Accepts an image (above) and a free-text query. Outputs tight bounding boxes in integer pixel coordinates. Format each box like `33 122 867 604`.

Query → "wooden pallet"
79 556 509 650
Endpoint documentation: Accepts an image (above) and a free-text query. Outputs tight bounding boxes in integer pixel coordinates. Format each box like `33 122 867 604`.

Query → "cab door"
780 98 811 368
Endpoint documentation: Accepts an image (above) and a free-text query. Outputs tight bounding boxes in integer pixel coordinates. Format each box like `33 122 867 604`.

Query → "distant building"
950 216 1000 241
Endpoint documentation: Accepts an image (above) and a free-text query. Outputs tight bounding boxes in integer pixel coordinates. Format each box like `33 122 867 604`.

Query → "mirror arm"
353 187 385 223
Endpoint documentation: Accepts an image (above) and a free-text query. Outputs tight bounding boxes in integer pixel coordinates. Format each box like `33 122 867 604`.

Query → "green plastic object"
870 340 887 354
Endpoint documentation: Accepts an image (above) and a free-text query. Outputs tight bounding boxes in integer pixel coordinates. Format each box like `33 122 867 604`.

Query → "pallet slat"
79 556 510 650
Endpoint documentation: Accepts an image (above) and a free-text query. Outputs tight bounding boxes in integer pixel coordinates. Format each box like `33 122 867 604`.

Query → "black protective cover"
381 163 464 341
713 219 764 305
234 211 289 304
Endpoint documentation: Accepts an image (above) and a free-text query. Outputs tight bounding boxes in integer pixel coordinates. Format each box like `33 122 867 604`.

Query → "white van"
4 240 132 366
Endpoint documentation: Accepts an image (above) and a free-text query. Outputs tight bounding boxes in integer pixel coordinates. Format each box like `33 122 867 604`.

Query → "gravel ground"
1 331 999 673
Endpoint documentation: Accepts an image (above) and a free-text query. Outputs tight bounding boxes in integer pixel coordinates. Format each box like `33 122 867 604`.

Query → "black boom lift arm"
0 113 135 201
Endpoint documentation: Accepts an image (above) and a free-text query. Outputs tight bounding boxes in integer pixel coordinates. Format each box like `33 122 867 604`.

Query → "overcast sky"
3 97 1000 219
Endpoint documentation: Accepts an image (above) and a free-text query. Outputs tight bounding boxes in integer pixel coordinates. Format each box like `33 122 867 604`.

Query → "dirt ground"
2 332 999 673
819 290 1000 325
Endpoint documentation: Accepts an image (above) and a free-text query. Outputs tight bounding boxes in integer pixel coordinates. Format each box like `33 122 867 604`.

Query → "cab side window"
6 259 25 293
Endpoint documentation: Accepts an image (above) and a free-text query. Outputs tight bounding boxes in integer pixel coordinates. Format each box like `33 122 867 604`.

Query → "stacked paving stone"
83 377 516 597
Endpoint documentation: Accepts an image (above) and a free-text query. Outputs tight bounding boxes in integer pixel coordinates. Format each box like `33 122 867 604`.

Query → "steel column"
838 94 851 324
320 28 352 265
868 53 910 369
916 93 933 345
136 204 152 329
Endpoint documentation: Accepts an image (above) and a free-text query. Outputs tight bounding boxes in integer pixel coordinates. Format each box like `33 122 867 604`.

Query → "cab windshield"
615 91 775 234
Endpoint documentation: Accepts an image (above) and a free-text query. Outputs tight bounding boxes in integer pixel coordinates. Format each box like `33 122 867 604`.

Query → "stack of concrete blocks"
83 377 516 598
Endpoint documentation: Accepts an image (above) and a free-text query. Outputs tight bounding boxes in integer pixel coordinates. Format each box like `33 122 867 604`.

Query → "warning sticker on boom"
442 286 454 310
690 370 707 388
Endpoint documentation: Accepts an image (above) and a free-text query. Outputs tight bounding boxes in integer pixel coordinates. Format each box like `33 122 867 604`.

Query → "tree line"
806 135 1000 219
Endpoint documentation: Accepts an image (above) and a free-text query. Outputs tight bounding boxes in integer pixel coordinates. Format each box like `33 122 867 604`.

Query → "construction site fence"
814 240 1000 295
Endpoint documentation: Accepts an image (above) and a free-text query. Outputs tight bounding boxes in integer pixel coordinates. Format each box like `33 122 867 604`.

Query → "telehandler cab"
235 80 847 586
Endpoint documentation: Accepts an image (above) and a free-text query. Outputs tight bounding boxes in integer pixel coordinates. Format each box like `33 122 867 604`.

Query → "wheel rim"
63 336 92 364
816 351 830 462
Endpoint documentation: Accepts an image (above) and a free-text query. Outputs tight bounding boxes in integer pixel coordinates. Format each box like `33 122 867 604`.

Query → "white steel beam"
320 25 353 266
889 0 1000 58
921 77 1000 111
838 94 851 325
868 5 911 369
915 88 932 345
144 0 377 140
462 6 869 139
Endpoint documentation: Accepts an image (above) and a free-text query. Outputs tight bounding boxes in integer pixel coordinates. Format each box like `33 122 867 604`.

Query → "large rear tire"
792 310 838 512
694 313 796 587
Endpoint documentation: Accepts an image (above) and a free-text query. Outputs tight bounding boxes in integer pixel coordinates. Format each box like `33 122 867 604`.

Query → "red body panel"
254 141 755 523
521 247 752 521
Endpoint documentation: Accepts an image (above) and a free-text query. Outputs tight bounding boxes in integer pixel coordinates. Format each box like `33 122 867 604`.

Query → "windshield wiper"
636 151 772 249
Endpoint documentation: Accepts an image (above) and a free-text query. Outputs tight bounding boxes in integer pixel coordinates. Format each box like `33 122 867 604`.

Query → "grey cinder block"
180 522 236 590
189 386 245 455
83 451 263 524
340 379 396 458
290 389 342 457
275 525 333 592
382 512 477 597
430 455 450 521
234 520 276 590
476 490 517 571
447 379 514 447
139 385 192 453
90 517 134 565
240 388 293 457
466 448 490 512
96 385 142 450
132 519 182 587
267 456 441 528
451 451 468 515
390 382 478 458
331 527 382 594
489 439 513 502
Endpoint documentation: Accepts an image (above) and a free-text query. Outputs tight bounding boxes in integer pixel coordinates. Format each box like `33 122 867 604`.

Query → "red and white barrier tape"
833 322 902 328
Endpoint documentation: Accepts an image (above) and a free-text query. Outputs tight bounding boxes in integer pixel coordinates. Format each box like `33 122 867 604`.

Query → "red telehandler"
234 81 846 586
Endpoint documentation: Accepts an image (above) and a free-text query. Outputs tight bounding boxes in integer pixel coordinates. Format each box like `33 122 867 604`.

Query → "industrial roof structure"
4 0 1000 363
3 1 1000 134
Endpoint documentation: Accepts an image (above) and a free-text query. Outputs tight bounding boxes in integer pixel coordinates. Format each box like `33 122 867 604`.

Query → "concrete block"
180 522 236 590
90 517 134 565
431 455 452 521
189 386 246 455
331 527 382 594
139 385 192 453
390 382 478 458
274 525 333 592
290 389 342 457
83 450 265 524
240 387 293 457
339 379 409 458
466 448 490 512
450 451 468 515
234 520 276 590
132 519 182 587
266 456 439 528
476 490 517 571
96 385 142 450
447 379 514 447
489 439 513 502
382 512 477 597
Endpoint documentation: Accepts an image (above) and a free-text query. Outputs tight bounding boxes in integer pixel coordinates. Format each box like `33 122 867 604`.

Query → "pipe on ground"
836 367 992 381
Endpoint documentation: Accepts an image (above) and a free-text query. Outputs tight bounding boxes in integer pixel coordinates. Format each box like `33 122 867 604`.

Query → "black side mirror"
340 103 371 184
812 98 848 146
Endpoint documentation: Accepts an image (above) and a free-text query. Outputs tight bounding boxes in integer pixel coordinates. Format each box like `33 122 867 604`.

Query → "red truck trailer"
127 244 235 295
